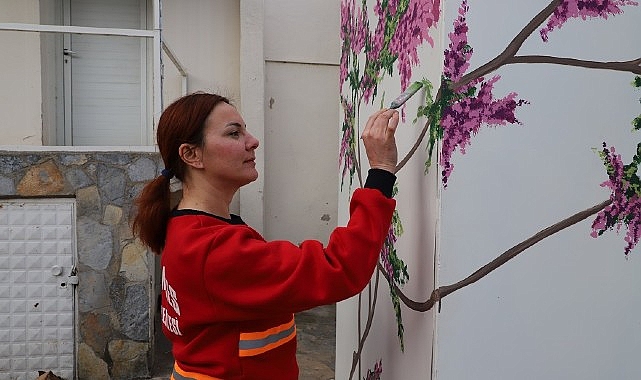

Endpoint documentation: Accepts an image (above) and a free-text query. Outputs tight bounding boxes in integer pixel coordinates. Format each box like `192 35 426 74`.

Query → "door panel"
0 200 76 380
64 0 147 146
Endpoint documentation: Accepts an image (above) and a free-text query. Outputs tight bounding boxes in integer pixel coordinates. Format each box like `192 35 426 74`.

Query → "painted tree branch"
506 56 641 75
384 199 612 312
397 0 562 172
453 0 562 91
395 55 641 173
396 0 641 173
349 269 381 380
396 87 442 172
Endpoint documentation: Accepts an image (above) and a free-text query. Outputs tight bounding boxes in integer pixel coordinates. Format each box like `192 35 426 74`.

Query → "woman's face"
199 102 260 188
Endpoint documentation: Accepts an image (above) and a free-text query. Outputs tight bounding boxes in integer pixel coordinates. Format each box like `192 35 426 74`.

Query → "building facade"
0 1 341 378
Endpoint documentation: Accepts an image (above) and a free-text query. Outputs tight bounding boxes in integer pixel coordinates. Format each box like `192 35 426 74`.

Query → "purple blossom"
390 0 441 91
438 0 527 186
340 0 370 84
353 6 369 54
540 0 638 41
443 0 472 82
343 0 441 103
361 69 379 104
380 225 398 279
340 0 353 84
364 360 383 380
439 76 527 186
369 0 441 92
360 1 388 103
591 144 641 255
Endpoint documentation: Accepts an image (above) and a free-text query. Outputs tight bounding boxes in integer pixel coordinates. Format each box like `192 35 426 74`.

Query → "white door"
0 200 76 380
63 0 148 146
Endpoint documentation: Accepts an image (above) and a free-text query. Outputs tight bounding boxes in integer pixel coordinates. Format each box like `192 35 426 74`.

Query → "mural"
338 0 640 378
339 1 441 377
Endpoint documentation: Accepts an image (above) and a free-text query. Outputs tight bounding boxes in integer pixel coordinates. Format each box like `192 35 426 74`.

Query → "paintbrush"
389 81 423 109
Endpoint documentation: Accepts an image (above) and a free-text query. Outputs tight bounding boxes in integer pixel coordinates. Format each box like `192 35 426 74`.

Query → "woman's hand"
361 108 399 174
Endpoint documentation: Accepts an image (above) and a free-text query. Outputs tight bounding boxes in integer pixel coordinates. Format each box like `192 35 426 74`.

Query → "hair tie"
161 168 174 179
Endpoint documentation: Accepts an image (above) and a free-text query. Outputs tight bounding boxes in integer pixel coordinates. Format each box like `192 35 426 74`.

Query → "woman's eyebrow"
225 122 244 128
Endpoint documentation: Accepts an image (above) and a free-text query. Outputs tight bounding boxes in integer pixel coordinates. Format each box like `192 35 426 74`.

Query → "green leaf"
413 79 434 123
382 204 408 352
390 287 405 352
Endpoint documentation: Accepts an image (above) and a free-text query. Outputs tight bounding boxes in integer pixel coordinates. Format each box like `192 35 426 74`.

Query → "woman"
133 92 399 379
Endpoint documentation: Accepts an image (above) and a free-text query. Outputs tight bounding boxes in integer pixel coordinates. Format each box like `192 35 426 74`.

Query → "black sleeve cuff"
364 169 396 198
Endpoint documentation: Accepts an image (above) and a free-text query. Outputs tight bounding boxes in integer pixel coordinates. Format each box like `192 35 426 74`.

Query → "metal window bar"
161 40 188 96
0 21 162 133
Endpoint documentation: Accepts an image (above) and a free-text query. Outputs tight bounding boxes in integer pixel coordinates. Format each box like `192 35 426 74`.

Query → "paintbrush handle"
390 81 423 109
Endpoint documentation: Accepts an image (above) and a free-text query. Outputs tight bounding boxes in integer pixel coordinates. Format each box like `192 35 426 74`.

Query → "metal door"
0 200 76 380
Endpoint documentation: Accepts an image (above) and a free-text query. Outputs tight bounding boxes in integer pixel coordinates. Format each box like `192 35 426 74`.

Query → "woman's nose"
247 132 259 150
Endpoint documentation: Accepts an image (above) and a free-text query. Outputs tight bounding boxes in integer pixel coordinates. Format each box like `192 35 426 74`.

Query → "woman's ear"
179 143 204 169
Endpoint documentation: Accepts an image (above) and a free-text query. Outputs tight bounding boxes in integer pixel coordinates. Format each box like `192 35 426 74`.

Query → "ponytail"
132 175 172 254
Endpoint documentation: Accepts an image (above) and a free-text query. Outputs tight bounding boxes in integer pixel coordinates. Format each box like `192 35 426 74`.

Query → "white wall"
161 0 240 103
0 0 43 145
436 1 641 379
262 0 341 242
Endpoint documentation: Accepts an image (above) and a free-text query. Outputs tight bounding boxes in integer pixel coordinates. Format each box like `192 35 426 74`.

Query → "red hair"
132 93 230 254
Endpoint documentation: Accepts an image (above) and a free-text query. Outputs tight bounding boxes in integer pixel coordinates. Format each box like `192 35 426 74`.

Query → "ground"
152 304 336 380
294 304 337 380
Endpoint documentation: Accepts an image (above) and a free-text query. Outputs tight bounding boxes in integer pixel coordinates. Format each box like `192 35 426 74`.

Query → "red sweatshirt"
160 171 396 379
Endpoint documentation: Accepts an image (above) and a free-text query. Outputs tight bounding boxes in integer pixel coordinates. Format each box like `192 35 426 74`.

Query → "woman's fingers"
386 110 399 136
361 108 399 174
362 108 388 137
362 109 397 139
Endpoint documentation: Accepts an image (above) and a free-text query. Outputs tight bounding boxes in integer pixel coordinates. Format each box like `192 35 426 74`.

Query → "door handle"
51 265 63 276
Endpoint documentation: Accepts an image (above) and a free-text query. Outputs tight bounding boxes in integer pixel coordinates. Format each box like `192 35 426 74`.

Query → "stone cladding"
0 151 163 379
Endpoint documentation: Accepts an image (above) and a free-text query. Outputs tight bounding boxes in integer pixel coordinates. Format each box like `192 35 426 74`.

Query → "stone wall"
0 151 163 380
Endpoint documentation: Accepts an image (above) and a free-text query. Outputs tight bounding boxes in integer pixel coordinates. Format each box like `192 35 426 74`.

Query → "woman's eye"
230 131 240 137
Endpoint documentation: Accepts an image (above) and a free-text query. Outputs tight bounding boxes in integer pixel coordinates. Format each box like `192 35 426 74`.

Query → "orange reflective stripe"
171 362 223 380
240 317 295 341
238 316 297 357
